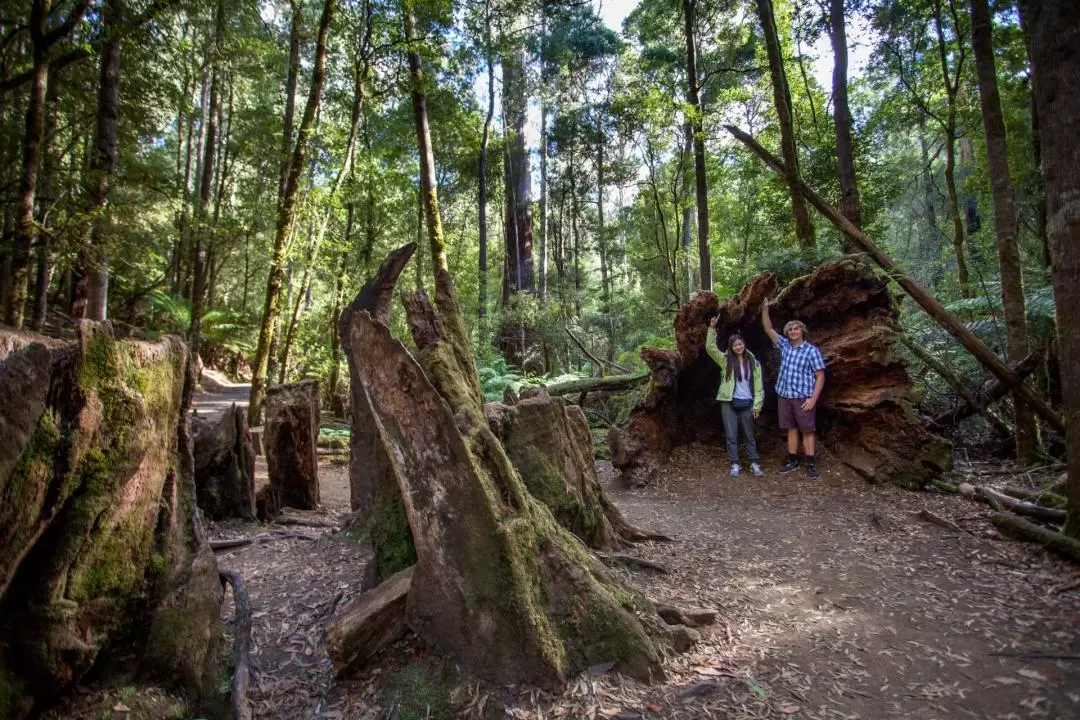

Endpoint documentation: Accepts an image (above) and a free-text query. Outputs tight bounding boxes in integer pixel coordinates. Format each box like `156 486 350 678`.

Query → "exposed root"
597 552 671 574
210 531 320 552
220 571 253 720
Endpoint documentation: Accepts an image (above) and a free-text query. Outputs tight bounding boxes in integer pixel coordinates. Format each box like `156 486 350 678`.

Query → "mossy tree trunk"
0 323 222 719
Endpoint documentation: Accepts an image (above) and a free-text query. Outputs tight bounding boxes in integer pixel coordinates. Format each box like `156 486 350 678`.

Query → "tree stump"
610 258 953 487
265 379 320 510
0 323 222 719
193 403 256 520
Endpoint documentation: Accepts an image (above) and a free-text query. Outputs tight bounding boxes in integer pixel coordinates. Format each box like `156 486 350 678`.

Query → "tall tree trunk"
6 0 51 327
1027 0 1080 536
249 0 337 425
1016 0 1051 270
539 71 549 305
501 50 534 299
280 0 302 201
32 83 59 331
829 0 861 246
680 123 694 297
970 0 1040 462
597 123 613 365
756 0 815 249
190 0 224 365
477 4 494 335
681 0 712 289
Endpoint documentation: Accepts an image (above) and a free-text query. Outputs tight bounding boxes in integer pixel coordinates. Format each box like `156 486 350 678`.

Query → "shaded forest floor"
196 385 1080 720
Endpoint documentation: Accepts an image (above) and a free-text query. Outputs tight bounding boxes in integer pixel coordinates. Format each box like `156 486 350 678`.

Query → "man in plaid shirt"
762 301 826 479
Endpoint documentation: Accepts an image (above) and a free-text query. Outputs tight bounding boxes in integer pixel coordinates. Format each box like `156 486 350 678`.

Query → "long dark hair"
724 334 756 383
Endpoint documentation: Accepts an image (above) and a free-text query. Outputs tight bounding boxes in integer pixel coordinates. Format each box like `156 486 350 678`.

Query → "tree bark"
31 83 59 332
681 0 712 289
1027 0 1080 536
970 0 1040 462
249 0 337 425
756 0 815 249
501 50 535 299
726 125 1065 434
478 6 495 334
829 0 861 243
265 380 320 510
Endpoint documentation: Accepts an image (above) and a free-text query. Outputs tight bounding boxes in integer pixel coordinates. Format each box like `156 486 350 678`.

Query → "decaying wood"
898 335 1011 436
209 531 319 552
1002 486 1068 510
610 260 952 488
930 350 1043 429
325 566 413 676
192 403 256 520
991 512 1080 563
597 553 671 573
979 487 1067 524
220 571 253 720
265 379 320 509
725 124 1064 435
520 373 648 398
655 604 718 628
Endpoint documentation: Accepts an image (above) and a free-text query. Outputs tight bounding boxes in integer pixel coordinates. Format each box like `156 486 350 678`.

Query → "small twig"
220 571 253 720
1051 580 1080 595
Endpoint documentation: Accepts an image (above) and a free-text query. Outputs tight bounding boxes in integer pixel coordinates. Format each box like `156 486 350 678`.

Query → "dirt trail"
193 382 1080 720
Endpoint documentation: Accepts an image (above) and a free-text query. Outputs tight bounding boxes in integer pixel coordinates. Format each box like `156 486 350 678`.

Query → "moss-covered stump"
486 391 665 549
192 403 256 520
0 323 222 719
610 258 952 487
346 306 663 688
265 379 320 510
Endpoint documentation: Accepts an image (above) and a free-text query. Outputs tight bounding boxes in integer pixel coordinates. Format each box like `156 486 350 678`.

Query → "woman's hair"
724 334 756 383
782 319 808 338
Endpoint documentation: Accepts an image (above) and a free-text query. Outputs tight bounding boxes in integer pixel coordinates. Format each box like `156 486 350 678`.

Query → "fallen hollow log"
326 565 413 676
610 259 953 487
0 323 223 718
978 487 1067 525
725 124 1064 435
898 335 1011 437
930 350 1043 429
992 512 1080 563
192 402 256 520
265 379 320 510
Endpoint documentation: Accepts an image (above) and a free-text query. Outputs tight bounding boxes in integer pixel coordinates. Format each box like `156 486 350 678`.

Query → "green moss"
371 493 417 581
383 661 457 720
0 663 31 720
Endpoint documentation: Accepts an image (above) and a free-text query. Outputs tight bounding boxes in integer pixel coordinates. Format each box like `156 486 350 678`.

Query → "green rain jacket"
705 327 763 412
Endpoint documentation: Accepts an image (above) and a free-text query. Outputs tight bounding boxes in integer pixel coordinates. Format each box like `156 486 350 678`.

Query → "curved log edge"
610 259 953 488
220 571 253 720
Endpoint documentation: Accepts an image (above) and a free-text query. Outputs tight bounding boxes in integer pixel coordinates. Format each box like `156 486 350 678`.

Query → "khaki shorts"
778 396 816 431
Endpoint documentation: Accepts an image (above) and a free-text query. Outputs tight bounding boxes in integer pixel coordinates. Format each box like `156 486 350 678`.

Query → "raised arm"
705 317 726 370
761 301 780 346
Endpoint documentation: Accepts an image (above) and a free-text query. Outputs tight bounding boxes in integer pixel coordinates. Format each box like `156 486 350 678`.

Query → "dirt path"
194 375 1080 720
192 369 252 424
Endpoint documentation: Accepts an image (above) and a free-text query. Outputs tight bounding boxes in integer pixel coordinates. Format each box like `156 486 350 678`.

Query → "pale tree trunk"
501 50 534 300
1028 0 1080 536
970 0 1040 462
249 0 337 425
597 122 614 366
681 0 712 289
681 123 694 298
477 1 495 334
756 0 815 249
539 56 549 305
932 0 970 295
829 0 860 248
31 83 59 331
1016 0 1051 270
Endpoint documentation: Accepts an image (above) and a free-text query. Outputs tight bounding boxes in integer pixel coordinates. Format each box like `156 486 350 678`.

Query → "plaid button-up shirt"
774 336 826 399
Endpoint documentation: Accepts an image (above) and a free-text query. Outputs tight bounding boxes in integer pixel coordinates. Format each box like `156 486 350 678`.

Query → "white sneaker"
730 463 741 477
750 462 764 477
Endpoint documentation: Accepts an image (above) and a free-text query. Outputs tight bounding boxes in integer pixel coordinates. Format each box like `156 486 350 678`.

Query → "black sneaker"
778 459 799 474
807 464 821 480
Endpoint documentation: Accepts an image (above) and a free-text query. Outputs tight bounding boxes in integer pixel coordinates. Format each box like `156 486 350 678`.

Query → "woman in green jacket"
706 317 764 477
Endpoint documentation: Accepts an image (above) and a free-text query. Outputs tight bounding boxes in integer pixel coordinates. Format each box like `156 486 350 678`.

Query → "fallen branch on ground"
655 604 718 628
1002 486 1068 510
916 509 967 534
522 373 648 398
565 326 632 375
979 487 1067 525
991 513 1080 563
209 531 319 551
219 571 252 720
272 515 340 529
928 478 959 494
596 553 671 573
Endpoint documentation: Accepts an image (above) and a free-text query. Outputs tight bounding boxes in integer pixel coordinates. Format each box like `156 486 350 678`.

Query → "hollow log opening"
610 258 953 487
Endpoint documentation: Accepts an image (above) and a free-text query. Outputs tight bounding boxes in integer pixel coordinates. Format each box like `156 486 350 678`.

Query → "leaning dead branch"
220 571 253 720
930 350 1043 429
209 531 320 552
979 487 1067 525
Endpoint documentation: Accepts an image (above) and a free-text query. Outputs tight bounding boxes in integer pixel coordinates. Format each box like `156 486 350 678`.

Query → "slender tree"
829 0 860 243
970 0 1040 462
680 0 712 289
757 0 815 249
